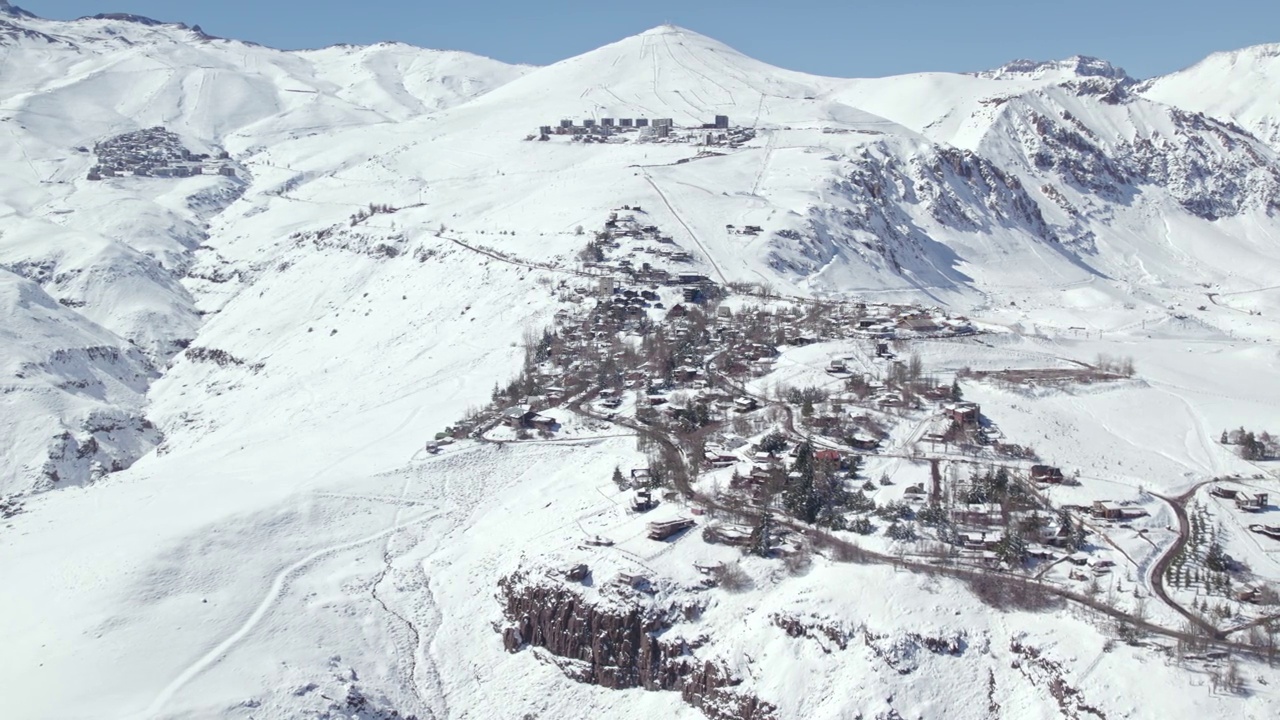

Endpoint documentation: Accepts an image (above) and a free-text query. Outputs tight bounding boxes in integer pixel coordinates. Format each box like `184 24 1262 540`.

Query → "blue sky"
20 0 1280 78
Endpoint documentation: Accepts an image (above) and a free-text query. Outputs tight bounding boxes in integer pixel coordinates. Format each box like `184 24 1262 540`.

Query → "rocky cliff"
497 567 777 720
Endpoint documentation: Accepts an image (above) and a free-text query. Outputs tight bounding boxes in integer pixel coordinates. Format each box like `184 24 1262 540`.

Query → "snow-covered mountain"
2 5 1280 719
1140 43 1280 152
0 5 529 492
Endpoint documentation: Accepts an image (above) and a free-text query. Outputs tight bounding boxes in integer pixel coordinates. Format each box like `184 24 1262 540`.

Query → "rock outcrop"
497 568 776 720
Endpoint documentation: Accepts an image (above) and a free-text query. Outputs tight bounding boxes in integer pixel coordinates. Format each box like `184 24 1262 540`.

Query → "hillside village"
6 9 1280 720
86 126 238 180
401 206 1280 691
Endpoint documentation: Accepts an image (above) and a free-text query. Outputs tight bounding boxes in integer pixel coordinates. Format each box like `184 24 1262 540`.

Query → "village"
86 126 238 181
419 206 1280 658
530 114 756 148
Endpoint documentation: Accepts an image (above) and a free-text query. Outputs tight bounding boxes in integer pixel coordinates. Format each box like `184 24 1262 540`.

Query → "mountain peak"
978 55 1130 82
0 0 36 18
80 12 188 29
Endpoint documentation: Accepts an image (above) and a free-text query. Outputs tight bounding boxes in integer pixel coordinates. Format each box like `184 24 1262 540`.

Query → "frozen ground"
2 7 1280 719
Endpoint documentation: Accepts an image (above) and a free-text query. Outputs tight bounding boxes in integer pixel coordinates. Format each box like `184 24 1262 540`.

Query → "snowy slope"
0 5 529 494
3 7 1280 720
1141 43 1280 152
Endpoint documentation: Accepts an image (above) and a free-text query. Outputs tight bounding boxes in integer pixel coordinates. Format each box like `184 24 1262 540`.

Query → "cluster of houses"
86 127 236 181
1210 485 1270 512
535 115 755 147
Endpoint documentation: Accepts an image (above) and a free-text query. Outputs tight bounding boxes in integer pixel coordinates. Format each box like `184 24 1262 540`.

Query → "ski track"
138 507 444 719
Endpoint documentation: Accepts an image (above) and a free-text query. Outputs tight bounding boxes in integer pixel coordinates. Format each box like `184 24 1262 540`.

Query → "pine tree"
950 379 963 401
783 441 820 523
611 466 627 490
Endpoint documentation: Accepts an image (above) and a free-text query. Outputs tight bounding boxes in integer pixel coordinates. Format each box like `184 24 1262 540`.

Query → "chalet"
953 503 1003 527
826 359 849 374
876 392 904 408
959 531 1003 550
648 517 695 540
1090 501 1145 520
1210 485 1240 499
900 317 940 333
814 449 844 467
674 366 701 382
733 396 759 413
704 449 737 467
944 402 981 426
528 413 558 432
1251 524 1280 541
500 404 535 428
1236 493 1269 512
849 433 880 451
632 488 657 512
615 573 649 589
630 468 652 484
1030 465 1065 484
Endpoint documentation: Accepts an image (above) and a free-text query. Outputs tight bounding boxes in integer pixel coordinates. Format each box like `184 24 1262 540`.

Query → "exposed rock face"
497 568 776 720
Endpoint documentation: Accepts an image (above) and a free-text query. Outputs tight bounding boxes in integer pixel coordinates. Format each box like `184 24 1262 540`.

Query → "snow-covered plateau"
2 3 1280 718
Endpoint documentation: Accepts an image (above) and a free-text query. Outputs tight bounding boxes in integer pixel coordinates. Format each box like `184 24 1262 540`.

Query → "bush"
714 562 754 592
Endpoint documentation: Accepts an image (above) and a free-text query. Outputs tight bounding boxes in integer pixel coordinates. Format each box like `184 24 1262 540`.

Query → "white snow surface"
2 7 1280 719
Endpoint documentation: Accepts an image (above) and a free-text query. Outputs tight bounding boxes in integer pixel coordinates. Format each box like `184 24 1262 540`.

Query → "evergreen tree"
994 532 1029 566
950 379 963 402
611 466 627 490
750 511 774 557
783 441 820 523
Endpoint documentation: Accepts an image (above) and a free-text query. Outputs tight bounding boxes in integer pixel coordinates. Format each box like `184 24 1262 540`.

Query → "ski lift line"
641 171 726 285
664 31 738 105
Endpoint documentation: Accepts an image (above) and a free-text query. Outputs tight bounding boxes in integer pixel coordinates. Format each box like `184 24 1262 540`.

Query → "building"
714 115 729 129
1030 465 1065 484
560 119 573 129
648 517 695 540
945 402 981 426
953 503 1003 527
1091 501 1146 520
583 119 596 128
1237 493 1269 512
601 118 615 127
901 317 940 333
501 404 535 428
619 118 634 127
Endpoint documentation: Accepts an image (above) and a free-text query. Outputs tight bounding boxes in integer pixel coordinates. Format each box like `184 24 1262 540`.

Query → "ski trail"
642 170 727 285
137 507 443 719
750 129 776 196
